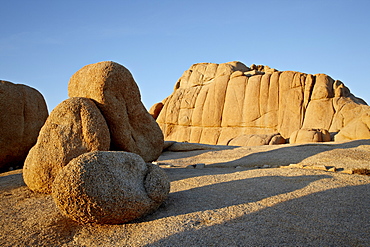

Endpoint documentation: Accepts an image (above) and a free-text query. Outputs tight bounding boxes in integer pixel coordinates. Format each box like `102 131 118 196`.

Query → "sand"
1 140 369 246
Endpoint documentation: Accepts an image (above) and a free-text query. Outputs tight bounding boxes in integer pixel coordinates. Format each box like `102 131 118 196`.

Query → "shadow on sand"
209 139 370 167
145 182 370 246
141 173 331 220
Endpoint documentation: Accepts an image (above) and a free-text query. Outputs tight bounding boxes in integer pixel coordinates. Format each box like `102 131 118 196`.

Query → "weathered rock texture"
0 80 48 170
154 62 370 145
68 61 164 162
23 97 110 194
52 151 170 224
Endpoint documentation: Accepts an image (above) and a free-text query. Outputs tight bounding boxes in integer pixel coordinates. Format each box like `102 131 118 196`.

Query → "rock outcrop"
23 97 110 194
52 151 170 224
68 61 164 162
154 62 370 145
0 80 48 170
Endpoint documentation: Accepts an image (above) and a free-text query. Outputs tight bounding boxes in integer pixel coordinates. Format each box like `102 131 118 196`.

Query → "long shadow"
163 166 248 184
207 139 370 168
145 183 370 246
160 139 370 183
141 173 331 222
158 145 238 161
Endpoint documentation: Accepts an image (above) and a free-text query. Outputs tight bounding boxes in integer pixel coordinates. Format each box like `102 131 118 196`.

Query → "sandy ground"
1 140 369 246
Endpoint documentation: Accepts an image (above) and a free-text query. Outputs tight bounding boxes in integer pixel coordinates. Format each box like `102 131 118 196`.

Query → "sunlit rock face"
153 61 369 145
68 61 164 162
23 97 110 194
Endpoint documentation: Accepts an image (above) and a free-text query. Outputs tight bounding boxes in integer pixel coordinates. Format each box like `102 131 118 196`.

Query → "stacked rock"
22 61 169 224
68 61 164 162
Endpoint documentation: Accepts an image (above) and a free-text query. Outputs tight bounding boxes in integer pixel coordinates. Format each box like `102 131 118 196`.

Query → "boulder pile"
0 80 48 171
20 61 168 224
153 62 370 145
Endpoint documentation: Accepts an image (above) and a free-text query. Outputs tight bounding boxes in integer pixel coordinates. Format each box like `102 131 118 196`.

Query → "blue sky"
1 0 369 112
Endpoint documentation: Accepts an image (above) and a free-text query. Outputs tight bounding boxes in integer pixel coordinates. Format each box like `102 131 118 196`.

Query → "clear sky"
1 0 369 112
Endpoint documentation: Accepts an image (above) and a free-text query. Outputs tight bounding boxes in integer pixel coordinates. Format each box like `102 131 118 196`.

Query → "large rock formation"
68 61 164 162
52 151 170 224
0 80 48 170
154 62 369 145
23 97 110 193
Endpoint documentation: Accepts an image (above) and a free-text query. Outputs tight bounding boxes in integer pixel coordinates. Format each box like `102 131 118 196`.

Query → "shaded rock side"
23 97 110 194
68 61 164 162
154 62 370 145
0 80 48 170
52 151 170 224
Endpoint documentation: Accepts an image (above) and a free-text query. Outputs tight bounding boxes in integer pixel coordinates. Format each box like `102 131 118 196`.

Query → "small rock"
263 165 270 168
186 165 195 169
340 169 354 174
314 165 328 171
235 166 244 170
328 167 337 172
151 162 173 167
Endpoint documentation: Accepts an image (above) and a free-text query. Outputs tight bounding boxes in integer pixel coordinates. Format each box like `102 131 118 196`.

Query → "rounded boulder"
68 61 164 162
52 151 170 224
23 97 110 194
290 128 331 144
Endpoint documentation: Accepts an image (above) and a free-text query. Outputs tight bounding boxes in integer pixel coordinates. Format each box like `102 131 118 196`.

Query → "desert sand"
1 140 369 246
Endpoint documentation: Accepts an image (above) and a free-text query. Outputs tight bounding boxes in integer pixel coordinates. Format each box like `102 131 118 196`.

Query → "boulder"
68 61 164 162
23 97 110 194
228 134 285 146
149 102 164 119
0 81 48 171
335 113 370 141
269 134 286 145
154 61 370 145
290 128 331 144
52 151 170 224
